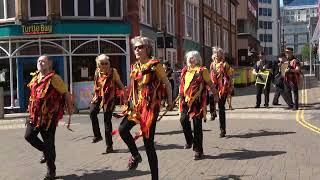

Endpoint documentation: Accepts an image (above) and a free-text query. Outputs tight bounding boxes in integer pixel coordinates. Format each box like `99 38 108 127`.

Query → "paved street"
0 75 320 180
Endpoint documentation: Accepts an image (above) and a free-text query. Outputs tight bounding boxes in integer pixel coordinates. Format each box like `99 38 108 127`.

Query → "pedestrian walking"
284 47 301 110
272 53 292 106
118 36 173 180
89 54 127 154
179 50 218 160
24 55 73 180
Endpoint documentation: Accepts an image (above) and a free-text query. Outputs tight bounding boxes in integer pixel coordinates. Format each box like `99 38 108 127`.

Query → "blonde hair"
185 50 202 67
130 36 153 57
95 54 110 66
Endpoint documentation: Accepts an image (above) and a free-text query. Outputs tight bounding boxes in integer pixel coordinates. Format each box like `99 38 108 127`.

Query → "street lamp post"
264 28 267 55
308 19 312 75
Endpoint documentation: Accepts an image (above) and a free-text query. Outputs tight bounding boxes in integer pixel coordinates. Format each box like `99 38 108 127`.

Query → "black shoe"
254 105 260 108
44 170 56 180
184 143 192 149
285 106 293 110
264 104 269 108
106 146 114 154
193 151 204 160
220 130 226 138
91 136 103 143
272 103 281 106
210 114 217 121
40 154 46 164
128 154 142 170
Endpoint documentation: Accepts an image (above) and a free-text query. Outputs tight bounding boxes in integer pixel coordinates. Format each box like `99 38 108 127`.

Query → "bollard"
0 87 4 119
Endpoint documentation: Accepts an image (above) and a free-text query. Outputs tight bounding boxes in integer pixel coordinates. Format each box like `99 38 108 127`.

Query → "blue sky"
280 0 283 7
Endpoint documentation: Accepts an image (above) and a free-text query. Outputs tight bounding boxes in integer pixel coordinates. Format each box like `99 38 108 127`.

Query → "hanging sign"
22 24 53 35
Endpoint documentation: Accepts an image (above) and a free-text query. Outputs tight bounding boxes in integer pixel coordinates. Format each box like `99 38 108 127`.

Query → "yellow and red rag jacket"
91 68 117 111
210 60 232 96
27 71 65 130
179 66 208 120
127 59 165 138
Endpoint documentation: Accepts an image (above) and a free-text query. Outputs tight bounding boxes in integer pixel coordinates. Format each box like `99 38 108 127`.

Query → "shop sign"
22 24 53 35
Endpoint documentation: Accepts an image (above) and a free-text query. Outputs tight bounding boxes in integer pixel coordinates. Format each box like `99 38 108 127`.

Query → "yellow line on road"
295 77 320 134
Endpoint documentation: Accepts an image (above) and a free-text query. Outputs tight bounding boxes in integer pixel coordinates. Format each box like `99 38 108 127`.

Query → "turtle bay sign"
22 24 53 35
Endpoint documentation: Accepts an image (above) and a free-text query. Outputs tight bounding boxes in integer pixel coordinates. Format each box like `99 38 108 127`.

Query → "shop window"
29 0 47 18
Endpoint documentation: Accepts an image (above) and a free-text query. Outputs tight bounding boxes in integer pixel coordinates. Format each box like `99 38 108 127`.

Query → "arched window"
28 0 48 20
0 0 16 21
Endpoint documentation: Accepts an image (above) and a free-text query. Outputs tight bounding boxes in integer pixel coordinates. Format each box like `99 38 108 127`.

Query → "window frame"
166 0 175 35
223 28 228 53
223 0 229 20
60 0 123 20
204 0 212 6
231 3 236 25
140 0 152 26
0 0 15 22
204 17 211 46
184 1 199 42
28 0 49 20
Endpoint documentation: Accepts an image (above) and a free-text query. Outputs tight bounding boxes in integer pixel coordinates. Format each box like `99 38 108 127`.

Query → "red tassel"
112 129 119 136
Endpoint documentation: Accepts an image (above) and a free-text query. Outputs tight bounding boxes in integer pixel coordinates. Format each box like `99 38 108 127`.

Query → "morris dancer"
24 55 73 180
90 54 126 154
179 50 218 160
118 36 173 180
209 47 233 137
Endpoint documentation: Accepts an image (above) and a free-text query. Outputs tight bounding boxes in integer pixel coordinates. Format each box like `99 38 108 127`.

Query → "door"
17 56 65 111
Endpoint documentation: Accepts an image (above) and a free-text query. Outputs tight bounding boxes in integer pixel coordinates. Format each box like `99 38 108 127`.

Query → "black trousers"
119 111 159 180
209 94 227 133
25 121 56 173
90 99 113 148
256 81 271 106
285 81 299 109
180 104 203 153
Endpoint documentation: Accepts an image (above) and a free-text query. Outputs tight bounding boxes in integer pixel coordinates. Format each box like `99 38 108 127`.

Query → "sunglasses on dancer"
134 45 145 50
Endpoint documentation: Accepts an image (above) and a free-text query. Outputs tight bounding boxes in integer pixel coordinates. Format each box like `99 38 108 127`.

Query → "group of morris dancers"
24 36 234 180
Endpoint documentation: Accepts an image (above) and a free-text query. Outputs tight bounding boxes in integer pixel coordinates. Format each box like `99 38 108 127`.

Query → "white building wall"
258 0 280 61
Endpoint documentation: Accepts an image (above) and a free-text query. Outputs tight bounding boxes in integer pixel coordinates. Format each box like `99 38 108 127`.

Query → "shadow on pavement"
155 129 211 136
226 130 296 139
113 143 185 154
204 148 286 160
139 143 185 151
71 135 93 142
57 168 149 180
210 174 252 180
